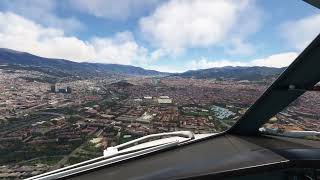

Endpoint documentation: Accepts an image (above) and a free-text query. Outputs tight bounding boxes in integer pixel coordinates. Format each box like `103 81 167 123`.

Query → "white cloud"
250 52 298 67
189 58 248 70
1 0 83 32
139 0 262 55
69 0 161 21
142 52 298 73
225 38 254 55
187 52 298 71
0 11 299 73
143 64 186 73
281 14 320 50
0 12 147 65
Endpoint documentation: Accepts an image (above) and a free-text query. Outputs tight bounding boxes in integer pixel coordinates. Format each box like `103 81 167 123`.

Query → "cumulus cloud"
139 0 262 55
250 52 298 67
281 14 320 50
69 0 162 21
0 0 83 32
141 52 298 73
0 12 147 65
143 64 186 73
187 52 298 71
225 38 254 55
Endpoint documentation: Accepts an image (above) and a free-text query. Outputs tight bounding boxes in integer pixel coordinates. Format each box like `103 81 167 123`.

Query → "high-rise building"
66 87 72 94
50 84 56 93
58 88 67 93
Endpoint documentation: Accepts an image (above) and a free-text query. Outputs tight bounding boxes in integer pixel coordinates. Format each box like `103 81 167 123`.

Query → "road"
51 127 103 170
51 141 88 170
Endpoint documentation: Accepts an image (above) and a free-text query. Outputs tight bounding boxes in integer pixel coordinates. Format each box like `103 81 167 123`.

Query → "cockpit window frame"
228 32 320 135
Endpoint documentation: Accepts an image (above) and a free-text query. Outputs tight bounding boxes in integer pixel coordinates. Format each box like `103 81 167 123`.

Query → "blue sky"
0 0 319 72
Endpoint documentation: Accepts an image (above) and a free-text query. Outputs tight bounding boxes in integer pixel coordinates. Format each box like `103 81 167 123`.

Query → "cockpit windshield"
0 0 319 179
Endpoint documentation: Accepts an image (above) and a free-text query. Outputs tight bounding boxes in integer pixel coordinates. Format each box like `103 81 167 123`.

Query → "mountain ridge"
172 66 286 81
0 48 167 77
0 48 286 81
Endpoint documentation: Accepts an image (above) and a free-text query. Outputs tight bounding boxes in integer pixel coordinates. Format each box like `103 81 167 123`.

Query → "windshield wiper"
27 131 195 180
